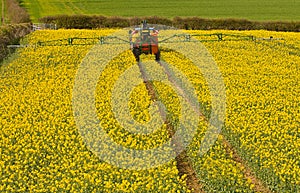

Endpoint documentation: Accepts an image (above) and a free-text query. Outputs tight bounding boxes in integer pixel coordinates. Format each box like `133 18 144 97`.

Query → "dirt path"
138 62 206 193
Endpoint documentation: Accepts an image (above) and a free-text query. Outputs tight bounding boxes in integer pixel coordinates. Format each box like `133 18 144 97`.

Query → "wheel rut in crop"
138 61 206 193
156 60 274 193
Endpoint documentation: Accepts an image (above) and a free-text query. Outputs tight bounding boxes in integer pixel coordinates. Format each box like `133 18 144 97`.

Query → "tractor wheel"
155 50 160 61
133 48 140 62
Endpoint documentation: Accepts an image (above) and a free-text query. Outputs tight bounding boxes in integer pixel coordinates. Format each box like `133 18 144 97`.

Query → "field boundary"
38 15 300 32
0 23 31 63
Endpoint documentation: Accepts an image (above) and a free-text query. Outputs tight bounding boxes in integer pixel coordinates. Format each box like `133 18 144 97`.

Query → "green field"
23 0 300 22
0 0 4 25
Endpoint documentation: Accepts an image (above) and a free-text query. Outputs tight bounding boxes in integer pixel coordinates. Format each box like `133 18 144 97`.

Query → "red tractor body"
130 21 160 62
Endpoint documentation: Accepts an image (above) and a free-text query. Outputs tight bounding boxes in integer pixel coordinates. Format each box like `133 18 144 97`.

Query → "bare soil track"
138 61 205 193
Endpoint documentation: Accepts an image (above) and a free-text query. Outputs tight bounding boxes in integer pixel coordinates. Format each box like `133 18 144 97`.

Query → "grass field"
0 0 4 25
23 0 300 22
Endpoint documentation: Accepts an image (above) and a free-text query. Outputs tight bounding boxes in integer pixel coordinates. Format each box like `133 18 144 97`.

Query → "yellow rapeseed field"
0 29 299 192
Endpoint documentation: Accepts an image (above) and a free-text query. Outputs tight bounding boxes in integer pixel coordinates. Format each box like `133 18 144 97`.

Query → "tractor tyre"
133 48 140 62
155 50 160 61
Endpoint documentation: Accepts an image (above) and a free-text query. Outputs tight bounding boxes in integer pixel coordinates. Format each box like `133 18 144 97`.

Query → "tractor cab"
129 21 160 62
